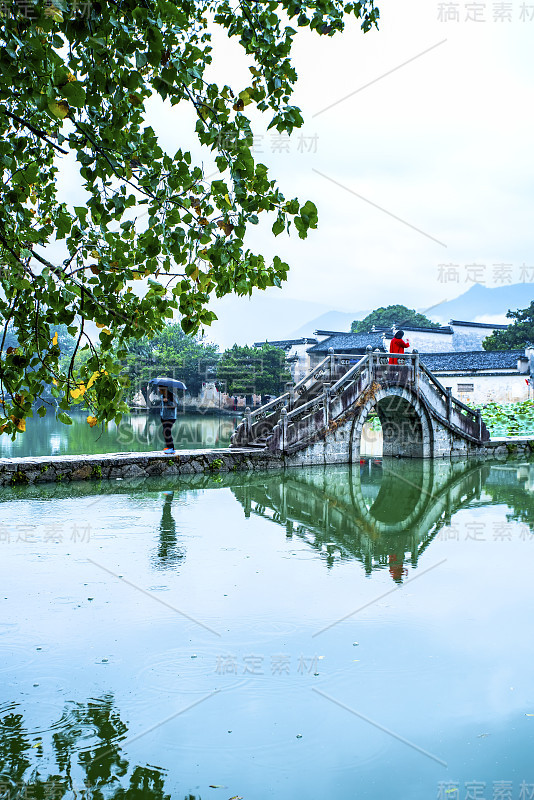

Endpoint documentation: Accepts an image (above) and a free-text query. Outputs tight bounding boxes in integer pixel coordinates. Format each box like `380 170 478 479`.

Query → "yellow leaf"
90 250 100 259
238 88 252 106
48 99 70 119
52 332 58 345
99 328 111 336
70 388 81 399
191 267 199 281
95 322 107 329
224 193 231 206
44 4 63 22
86 415 98 427
67 72 76 82
86 371 100 389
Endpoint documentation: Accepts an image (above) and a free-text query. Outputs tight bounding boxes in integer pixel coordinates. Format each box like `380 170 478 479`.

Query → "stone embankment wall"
0 438 533 487
0 449 282 487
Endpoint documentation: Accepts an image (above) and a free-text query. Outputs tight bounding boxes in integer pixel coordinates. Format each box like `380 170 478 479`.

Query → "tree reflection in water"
0 695 193 800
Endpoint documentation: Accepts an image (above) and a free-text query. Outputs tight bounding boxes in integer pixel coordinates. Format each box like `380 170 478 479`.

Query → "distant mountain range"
424 283 533 325
289 283 534 340
289 309 370 338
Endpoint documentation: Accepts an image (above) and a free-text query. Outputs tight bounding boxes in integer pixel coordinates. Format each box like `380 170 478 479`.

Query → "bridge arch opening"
376 394 425 458
360 408 383 458
351 387 433 461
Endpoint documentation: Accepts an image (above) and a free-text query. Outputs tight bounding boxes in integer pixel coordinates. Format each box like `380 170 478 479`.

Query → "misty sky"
55 0 534 346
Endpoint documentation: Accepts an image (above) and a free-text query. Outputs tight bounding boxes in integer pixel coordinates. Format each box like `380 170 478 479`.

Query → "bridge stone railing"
231 351 366 447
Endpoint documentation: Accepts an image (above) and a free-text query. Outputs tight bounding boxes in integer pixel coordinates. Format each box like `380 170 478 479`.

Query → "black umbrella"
149 377 188 391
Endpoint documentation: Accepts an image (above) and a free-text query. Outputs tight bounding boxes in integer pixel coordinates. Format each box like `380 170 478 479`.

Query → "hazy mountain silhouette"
427 283 534 324
289 309 370 338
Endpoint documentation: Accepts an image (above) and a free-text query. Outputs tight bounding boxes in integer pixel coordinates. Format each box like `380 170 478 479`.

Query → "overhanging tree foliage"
351 304 441 333
0 0 379 436
482 302 534 351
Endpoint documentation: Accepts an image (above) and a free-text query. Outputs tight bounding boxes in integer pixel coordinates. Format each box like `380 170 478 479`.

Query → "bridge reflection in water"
231 458 492 583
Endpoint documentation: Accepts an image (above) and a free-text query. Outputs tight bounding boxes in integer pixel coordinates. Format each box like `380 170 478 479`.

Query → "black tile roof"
314 330 349 336
307 332 386 353
420 350 524 372
253 338 317 349
449 320 508 330
373 324 453 335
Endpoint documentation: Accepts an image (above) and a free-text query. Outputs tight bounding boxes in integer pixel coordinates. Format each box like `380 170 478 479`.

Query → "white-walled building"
419 350 530 404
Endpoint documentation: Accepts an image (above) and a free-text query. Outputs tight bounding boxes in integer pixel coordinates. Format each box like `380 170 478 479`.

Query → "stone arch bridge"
231 349 490 463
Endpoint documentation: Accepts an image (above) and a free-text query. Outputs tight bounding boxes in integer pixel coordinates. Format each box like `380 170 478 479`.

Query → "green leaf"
62 81 86 108
272 217 284 236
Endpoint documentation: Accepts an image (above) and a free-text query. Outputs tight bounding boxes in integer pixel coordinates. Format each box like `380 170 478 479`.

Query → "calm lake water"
1 412 381 459
1 458 533 799
0 411 241 458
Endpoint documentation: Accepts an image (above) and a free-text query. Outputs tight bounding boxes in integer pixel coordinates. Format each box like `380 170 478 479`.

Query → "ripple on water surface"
0 696 128 754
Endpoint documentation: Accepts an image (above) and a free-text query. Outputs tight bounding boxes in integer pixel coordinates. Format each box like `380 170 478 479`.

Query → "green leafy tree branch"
0 0 378 436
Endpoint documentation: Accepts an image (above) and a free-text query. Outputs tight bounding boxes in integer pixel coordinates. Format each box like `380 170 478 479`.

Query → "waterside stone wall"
0 448 282 488
0 438 533 487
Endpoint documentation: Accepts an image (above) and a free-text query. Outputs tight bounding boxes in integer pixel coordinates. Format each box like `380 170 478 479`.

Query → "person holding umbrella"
149 377 187 455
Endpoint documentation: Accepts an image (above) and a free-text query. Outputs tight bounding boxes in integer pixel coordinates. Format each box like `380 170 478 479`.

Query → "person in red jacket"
389 330 410 364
